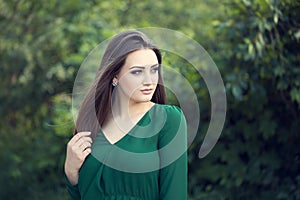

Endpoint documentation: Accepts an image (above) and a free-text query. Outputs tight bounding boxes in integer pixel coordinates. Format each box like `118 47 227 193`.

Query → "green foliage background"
0 0 299 199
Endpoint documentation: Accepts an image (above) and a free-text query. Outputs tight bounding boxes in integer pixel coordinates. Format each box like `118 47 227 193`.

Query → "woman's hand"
64 131 93 185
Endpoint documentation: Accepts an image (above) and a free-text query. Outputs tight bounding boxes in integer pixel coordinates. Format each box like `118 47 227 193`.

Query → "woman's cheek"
120 77 142 97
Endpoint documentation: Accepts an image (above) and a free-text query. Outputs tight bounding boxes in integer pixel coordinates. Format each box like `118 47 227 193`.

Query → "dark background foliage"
0 0 299 199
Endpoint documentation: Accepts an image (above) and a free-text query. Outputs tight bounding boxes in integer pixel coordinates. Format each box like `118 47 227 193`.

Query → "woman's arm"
159 152 187 199
64 131 93 199
158 106 188 200
65 173 81 200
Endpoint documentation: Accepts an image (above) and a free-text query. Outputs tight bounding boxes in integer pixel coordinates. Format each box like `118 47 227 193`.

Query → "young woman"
64 30 187 200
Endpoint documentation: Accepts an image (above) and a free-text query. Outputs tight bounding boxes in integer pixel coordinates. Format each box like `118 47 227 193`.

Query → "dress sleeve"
158 106 188 200
65 173 81 200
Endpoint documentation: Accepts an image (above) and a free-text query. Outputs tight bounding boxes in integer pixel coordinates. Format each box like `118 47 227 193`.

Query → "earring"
112 81 118 87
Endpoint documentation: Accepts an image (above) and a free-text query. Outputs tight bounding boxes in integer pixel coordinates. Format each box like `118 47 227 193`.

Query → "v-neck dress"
66 104 187 200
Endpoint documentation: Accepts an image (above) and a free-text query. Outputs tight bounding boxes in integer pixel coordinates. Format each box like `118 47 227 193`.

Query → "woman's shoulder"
154 104 185 126
155 104 187 146
156 104 184 117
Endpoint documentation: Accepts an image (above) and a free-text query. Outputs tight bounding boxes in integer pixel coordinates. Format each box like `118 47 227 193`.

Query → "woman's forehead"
124 49 158 68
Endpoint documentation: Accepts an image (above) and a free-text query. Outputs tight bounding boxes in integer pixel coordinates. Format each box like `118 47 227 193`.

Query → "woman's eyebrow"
129 64 159 69
129 66 145 69
150 64 160 68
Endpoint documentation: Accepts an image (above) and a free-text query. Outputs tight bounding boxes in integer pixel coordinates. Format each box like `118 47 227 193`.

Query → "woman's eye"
151 67 159 73
131 70 142 75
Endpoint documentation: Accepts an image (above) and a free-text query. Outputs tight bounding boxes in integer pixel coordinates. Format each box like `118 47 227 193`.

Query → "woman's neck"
106 91 153 134
111 90 153 121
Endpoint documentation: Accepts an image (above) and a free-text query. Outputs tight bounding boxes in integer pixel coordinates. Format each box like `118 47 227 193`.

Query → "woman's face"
114 49 159 104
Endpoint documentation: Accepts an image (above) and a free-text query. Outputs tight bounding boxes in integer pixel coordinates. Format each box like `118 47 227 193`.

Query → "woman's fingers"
64 131 93 185
66 131 93 165
79 141 92 151
68 131 91 146
82 147 92 158
76 136 92 147
68 132 92 150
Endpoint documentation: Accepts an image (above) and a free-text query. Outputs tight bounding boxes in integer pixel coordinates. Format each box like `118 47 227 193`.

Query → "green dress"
66 104 187 200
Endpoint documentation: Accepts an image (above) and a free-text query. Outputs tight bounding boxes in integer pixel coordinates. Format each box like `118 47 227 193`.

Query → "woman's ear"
112 76 118 83
112 77 119 87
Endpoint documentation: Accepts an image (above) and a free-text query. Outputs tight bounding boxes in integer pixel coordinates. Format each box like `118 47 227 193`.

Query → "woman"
64 30 187 200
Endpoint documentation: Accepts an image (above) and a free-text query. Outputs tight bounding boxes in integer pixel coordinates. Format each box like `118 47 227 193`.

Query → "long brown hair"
74 30 166 138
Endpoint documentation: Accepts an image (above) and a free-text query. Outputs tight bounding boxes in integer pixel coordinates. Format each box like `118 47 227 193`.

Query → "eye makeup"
129 64 160 75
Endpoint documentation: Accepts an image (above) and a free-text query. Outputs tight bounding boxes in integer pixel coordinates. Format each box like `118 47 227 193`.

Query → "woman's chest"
90 131 160 173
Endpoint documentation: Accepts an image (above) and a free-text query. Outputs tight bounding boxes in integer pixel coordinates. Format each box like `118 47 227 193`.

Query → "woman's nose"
143 72 153 85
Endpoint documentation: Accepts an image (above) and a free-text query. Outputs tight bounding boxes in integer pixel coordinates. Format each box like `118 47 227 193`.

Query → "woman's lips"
140 88 153 95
